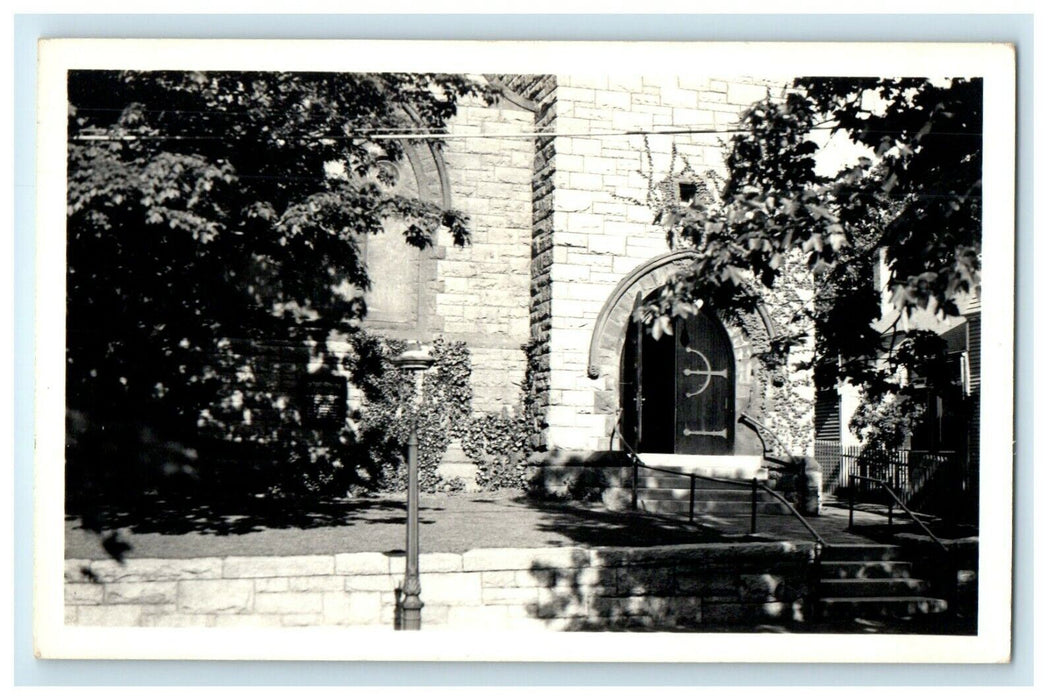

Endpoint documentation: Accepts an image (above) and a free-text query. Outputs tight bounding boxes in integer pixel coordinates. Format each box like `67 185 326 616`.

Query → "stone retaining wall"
65 542 817 631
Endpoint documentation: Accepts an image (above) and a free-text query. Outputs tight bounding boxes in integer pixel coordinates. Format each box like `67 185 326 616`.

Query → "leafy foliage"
459 338 545 490
65 70 491 506
357 337 474 493
649 78 981 451
462 413 535 490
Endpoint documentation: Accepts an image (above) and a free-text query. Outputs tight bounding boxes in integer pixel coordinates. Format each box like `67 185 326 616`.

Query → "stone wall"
505 74 559 445
510 74 810 452
64 542 816 631
436 99 535 415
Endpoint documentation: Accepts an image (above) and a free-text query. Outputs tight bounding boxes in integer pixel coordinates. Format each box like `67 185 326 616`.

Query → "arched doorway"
620 292 736 455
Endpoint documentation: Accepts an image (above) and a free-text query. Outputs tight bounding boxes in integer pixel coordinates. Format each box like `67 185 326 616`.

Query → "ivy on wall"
356 337 472 493
461 413 535 490
354 335 542 494
458 338 542 491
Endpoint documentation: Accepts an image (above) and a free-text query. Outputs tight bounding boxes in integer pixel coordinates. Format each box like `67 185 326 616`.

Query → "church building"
344 73 818 488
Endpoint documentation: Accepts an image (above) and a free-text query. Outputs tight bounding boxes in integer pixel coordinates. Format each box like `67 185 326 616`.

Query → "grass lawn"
65 490 737 560
65 489 900 561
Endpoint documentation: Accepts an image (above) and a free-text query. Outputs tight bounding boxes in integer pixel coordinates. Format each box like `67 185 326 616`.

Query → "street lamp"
391 341 435 631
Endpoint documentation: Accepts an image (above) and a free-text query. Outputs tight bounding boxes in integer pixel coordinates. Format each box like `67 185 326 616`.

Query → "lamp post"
391 342 435 631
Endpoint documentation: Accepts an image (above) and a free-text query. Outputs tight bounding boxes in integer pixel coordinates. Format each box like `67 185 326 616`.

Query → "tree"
649 77 982 451
65 70 491 508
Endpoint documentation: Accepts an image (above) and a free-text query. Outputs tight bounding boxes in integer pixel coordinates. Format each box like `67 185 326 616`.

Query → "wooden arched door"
621 298 735 455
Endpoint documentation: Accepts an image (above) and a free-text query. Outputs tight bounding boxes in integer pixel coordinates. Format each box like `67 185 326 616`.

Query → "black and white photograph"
33 40 1015 662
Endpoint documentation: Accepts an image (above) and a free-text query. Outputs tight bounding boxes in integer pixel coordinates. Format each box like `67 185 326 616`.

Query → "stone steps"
817 577 930 597
817 544 905 562
814 596 949 620
627 486 767 502
813 544 949 627
818 560 915 579
619 457 781 518
637 497 791 517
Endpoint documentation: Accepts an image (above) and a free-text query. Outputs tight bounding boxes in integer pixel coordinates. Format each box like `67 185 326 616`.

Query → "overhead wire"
70 124 846 143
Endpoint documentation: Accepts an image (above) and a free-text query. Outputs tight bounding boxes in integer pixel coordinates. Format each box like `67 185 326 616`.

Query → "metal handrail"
610 423 826 547
753 481 828 547
739 413 796 469
849 474 949 553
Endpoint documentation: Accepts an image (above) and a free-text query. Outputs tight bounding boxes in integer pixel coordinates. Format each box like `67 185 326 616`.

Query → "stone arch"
586 250 776 449
361 107 452 335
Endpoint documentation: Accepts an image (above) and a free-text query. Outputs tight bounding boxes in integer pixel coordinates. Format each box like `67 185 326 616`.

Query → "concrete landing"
637 453 766 480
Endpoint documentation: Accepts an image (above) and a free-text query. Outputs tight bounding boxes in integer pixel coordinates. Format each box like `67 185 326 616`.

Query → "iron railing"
848 474 949 553
610 424 827 548
815 442 967 497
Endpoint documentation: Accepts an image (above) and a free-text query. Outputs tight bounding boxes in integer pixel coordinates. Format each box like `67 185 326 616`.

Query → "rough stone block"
446 605 511 628
345 573 400 593
515 568 555 587
420 553 465 573
223 555 334 579
482 586 539 605
619 566 676 596
281 614 325 627
738 573 784 603
140 613 215 628
64 606 78 624
322 591 383 626
481 570 517 587
75 605 147 627
64 560 93 583
536 588 592 619
69 558 224 583
421 604 450 625
660 86 702 109
565 212 605 233
255 578 291 593
462 548 534 572
700 600 803 626
288 576 346 592
105 582 179 606
594 595 658 620
463 547 588 572
65 583 104 605
179 579 253 614
728 82 771 106
255 592 323 615
418 572 483 605
674 107 713 127
213 614 283 628
558 86 597 103
676 572 740 598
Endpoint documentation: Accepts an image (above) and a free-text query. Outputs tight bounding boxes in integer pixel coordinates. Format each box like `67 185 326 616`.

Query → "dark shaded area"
65 70 492 534
69 495 440 538
525 543 815 633
519 498 978 635
515 497 756 548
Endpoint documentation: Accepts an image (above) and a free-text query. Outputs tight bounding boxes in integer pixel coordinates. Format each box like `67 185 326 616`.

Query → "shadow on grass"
68 494 437 537
512 496 762 549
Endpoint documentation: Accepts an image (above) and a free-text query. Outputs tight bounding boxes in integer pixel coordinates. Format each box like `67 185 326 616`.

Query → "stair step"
815 596 948 620
819 561 914 579
632 487 778 502
635 474 773 488
637 454 765 480
821 544 905 562
817 578 930 597
639 499 791 516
